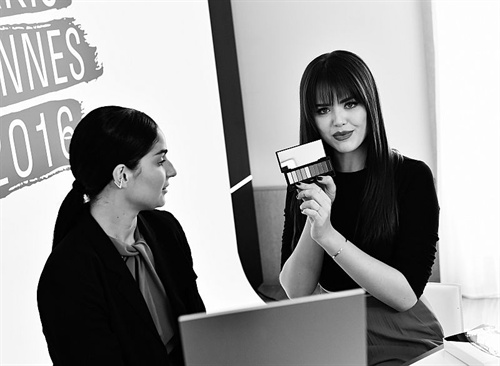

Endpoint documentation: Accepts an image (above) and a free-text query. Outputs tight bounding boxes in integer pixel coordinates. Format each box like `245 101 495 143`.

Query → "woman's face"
125 129 176 211
314 92 368 158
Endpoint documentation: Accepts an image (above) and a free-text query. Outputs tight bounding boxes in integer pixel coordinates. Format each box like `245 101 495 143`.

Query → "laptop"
179 288 367 365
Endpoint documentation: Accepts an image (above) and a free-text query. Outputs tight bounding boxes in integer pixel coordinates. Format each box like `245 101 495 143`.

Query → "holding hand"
296 175 336 244
315 175 336 202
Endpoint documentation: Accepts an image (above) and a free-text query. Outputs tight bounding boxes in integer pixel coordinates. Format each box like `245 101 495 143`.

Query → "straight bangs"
312 66 365 112
301 61 367 145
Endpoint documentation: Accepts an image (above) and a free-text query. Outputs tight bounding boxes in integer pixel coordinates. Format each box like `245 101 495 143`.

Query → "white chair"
421 282 464 337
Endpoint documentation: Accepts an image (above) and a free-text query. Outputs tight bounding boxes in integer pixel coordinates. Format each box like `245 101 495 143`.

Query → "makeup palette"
276 140 335 186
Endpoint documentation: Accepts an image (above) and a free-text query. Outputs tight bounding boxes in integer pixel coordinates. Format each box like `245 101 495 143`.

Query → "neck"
332 145 367 173
90 191 138 245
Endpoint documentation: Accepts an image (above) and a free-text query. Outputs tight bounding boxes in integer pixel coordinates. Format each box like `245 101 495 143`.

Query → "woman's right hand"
296 176 336 244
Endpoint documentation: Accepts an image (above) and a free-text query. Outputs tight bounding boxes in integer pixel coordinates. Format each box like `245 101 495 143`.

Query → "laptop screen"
179 288 367 365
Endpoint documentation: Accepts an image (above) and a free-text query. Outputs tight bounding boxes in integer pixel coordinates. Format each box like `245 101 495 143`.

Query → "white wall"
433 0 500 297
231 0 435 188
0 2 262 364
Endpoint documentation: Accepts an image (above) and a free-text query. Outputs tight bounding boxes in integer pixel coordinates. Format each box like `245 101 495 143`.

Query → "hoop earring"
114 177 123 189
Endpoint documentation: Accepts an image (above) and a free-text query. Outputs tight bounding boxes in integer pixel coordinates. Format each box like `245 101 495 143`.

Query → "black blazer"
37 208 205 366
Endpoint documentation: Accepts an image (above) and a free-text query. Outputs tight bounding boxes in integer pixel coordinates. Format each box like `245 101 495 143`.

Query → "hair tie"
72 180 90 204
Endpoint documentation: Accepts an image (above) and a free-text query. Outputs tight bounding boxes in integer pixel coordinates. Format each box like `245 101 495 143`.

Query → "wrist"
314 227 344 256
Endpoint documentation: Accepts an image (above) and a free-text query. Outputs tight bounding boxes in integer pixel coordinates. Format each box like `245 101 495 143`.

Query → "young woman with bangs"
279 50 443 365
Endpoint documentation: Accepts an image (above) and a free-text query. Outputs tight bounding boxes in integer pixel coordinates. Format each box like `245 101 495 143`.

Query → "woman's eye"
158 159 166 166
345 101 358 109
316 107 330 115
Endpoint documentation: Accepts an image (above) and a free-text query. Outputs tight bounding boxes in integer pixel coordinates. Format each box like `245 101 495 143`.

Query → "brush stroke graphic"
0 0 72 18
0 98 82 198
0 17 103 107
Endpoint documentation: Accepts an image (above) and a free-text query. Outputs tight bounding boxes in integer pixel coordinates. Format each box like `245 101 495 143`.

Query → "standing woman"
280 51 443 365
38 106 205 366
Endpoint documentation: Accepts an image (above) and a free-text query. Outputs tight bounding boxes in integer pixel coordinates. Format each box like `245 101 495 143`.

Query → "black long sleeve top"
281 156 440 299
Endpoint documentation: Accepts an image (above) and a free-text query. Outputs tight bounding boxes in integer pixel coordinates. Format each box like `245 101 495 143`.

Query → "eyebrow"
315 96 355 107
339 96 355 103
154 149 168 156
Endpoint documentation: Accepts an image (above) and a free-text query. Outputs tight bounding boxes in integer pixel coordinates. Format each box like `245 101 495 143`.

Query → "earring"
114 177 123 189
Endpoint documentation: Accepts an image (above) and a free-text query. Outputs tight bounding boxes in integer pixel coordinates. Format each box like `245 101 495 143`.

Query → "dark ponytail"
52 106 159 248
52 181 87 248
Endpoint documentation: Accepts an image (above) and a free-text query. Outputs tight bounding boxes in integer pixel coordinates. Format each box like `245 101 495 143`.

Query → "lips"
333 131 353 141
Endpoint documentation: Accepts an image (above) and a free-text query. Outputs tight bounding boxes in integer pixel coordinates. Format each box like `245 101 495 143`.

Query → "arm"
168 212 206 313
37 254 125 365
280 218 325 298
389 160 440 299
283 177 418 311
280 179 335 298
140 210 206 314
315 226 418 312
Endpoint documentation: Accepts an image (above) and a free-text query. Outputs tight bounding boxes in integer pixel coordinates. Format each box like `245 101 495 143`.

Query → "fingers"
300 198 321 212
316 175 334 189
315 175 337 202
299 202 324 220
296 183 330 207
297 186 330 221
294 180 318 192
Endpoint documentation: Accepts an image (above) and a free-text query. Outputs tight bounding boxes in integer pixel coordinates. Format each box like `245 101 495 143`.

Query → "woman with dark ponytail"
38 106 205 366
279 51 443 365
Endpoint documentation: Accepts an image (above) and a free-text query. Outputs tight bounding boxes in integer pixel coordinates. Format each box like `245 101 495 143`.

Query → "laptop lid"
179 288 367 366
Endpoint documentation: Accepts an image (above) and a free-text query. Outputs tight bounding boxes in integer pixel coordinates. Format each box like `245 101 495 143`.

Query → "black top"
37 208 205 366
281 156 439 299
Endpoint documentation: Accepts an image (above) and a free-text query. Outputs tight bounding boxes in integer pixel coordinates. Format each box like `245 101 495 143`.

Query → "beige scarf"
109 229 176 353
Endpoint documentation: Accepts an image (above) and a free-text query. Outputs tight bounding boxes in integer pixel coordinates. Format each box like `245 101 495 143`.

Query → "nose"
332 107 346 127
165 159 177 179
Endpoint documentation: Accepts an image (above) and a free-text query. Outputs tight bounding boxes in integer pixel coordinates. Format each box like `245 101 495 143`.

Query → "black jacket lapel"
79 212 161 339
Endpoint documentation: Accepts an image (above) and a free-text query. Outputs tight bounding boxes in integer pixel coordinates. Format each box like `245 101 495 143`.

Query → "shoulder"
46 215 101 264
392 154 438 206
39 216 106 291
40 209 123 281
394 154 435 185
138 210 196 270
138 209 190 251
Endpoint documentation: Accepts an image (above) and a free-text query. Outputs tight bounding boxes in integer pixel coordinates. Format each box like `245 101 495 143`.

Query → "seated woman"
280 50 443 365
37 106 205 366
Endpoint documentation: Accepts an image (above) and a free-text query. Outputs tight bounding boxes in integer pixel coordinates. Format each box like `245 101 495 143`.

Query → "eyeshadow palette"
276 140 335 186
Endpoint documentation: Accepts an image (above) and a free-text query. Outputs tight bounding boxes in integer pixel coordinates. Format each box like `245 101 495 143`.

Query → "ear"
112 165 125 189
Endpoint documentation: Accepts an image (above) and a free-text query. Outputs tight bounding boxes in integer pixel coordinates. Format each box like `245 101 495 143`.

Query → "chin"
142 200 163 211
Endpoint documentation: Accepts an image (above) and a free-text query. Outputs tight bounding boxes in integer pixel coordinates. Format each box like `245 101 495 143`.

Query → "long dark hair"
293 50 401 249
52 106 159 248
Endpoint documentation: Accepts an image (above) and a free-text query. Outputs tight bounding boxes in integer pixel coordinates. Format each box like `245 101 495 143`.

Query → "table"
406 345 467 365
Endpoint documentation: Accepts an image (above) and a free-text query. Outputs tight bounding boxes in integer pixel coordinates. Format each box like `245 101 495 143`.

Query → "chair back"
421 282 464 337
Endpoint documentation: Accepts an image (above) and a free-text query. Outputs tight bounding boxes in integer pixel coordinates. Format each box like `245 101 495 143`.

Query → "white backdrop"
0 1 262 364
434 0 500 298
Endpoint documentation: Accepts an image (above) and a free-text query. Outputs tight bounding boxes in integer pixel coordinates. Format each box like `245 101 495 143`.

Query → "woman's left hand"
296 180 335 244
